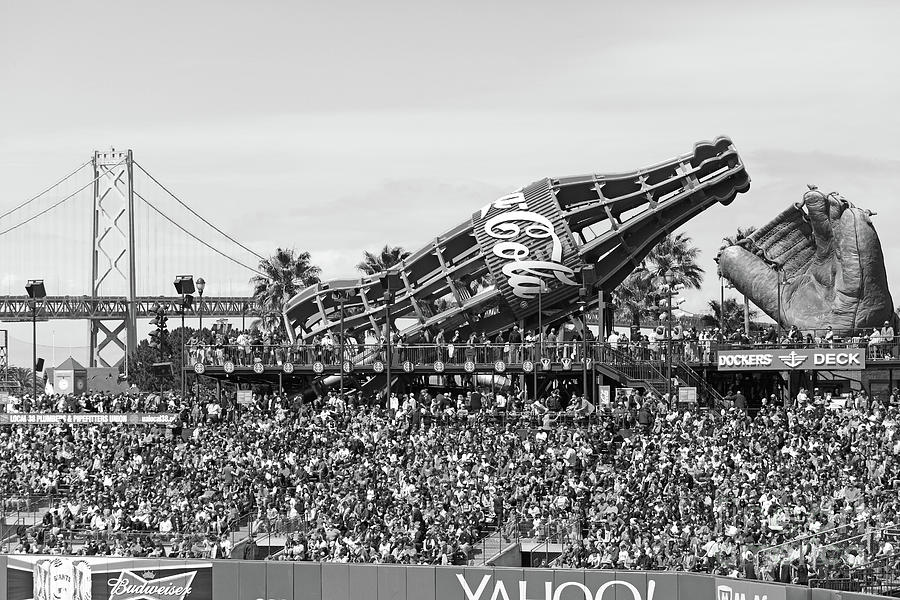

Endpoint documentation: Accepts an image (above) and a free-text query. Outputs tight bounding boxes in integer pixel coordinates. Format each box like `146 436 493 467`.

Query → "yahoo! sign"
457 574 655 600
477 191 579 302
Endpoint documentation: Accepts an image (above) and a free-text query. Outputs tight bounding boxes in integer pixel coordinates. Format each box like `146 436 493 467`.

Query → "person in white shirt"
880 321 895 358
607 331 619 350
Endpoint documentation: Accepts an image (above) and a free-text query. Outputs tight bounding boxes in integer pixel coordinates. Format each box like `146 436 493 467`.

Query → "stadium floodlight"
174 275 195 295
25 279 47 400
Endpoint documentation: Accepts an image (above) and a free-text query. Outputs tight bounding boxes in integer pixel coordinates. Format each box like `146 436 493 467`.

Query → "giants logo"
33 558 91 600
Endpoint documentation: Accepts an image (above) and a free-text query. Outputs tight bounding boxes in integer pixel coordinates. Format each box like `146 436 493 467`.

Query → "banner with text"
717 348 866 371
0 413 178 426
6 556 211 600
715 577 786 600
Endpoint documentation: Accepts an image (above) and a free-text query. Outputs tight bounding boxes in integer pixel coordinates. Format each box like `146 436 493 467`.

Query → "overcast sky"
1 1 899 366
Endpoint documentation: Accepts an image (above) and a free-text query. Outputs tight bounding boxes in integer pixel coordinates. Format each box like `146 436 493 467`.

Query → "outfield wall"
0 554 890 600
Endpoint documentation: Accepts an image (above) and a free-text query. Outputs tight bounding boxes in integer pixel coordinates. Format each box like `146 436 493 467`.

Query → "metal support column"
384 295 391 402
666 281 673 402
89 148 137 369
32 301 37 399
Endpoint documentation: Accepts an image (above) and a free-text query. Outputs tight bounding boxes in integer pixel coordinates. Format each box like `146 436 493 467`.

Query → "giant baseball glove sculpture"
718 185 893 331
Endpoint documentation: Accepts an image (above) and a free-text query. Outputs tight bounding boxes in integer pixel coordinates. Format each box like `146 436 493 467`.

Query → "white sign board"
678 386 698 404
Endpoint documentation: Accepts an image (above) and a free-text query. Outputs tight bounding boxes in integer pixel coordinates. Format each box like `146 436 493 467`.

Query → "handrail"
181 339 900 372
755 520 900 583
755 520 864 567
675 358 724 403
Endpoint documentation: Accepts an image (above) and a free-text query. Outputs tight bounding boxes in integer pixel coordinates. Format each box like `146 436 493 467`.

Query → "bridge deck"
0 296 265 321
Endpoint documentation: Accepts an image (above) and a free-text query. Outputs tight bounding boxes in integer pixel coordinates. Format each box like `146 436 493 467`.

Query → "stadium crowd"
1 385 898 583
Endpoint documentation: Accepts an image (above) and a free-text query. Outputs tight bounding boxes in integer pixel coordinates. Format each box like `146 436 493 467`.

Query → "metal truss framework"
0 329 10 391
90 149 137 368
0 296 265 322
284 137 751 347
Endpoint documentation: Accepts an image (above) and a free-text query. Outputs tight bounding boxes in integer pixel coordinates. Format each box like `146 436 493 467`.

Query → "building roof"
56 357 86 371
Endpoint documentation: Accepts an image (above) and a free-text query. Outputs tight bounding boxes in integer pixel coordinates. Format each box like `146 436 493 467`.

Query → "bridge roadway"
0 295 266 322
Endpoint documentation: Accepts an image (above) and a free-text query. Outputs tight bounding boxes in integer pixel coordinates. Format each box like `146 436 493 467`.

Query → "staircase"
599 346 671 396
472 528 506 565
1 497 55 550
675 359 724 405
595 345 722 404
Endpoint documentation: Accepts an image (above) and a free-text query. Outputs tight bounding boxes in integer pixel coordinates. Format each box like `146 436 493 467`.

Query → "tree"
612 233 704 328
719 226 757 335
613 268 654 327
356 244 410 275
705 298 758 333
250 248 321 333
644 233 705 290
127 326 192 392
6 367 34 391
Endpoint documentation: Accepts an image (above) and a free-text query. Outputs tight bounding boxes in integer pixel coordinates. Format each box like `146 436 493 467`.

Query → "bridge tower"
89 148 138 368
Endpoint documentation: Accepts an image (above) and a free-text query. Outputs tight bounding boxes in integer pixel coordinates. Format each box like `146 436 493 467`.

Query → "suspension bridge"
0 148 268 369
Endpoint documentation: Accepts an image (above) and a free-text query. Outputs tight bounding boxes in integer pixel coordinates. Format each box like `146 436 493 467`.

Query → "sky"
1 0 899 367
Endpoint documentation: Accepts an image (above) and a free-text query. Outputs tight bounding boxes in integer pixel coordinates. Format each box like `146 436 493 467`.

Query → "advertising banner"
0 413 178 426
6 557 211 600
716 348 866 372
716 577 787 600
3 558 891 600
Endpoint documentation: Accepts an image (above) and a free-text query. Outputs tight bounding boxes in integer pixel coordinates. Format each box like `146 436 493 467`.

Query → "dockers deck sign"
716 348 866 371
6 557 211 600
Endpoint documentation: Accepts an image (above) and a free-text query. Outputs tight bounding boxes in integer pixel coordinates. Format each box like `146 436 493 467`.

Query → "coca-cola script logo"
107 570 196 600
481 192 578 299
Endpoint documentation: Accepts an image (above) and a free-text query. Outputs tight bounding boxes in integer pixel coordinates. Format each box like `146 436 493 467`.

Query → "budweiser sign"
107 570 197 600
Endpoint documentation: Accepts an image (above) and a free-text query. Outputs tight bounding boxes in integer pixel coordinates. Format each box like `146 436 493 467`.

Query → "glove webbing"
734 205 815 279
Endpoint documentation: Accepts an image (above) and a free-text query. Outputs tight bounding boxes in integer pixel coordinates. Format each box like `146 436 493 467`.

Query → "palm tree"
356 244 411 275
719 226 757 334
644 233 705 289
250 248 321 333
6 366 32 390
613 268 653 327
705 298 757 333
612 233 703 329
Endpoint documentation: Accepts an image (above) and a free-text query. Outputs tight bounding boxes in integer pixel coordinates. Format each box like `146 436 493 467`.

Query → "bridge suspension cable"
132 190 266 277
0 159 92 220
134 161 266 262
0 162 113 237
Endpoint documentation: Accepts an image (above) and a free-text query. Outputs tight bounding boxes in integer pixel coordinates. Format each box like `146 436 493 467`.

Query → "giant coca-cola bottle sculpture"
284 137 750 343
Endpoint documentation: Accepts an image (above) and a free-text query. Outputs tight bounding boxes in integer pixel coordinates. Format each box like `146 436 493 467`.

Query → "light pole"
536 282 547 401
25 280 46 401
195 277 205 400
664 270 675 402
720 275 725 329
196 278 206 331
331 290 354 400
380 272 401 404
578 295 588 402
775 263 783 341
174 276 195 401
